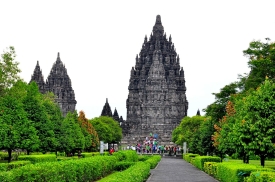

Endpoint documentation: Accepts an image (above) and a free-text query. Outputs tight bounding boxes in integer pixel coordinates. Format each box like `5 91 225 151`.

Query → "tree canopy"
89 116 122 145
0 46 21 96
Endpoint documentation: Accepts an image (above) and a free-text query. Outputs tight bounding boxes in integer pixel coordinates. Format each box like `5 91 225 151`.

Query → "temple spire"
101 98 112 117
30 60 45 93
196 109 201 116
155 15 162 25
113 107 119 122
56 52 61 63
153 15 164 38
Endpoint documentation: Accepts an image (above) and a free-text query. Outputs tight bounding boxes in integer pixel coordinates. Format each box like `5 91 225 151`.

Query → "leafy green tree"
197 117 216 155
59 112 84 156
233 79 275 167
172 116 204 153
0 81 39 162
204 83 238 122
242 38 275 91
89 116 122 146
23 82 56 154
0 46 21 96
41 92 63 154
78 111 99 151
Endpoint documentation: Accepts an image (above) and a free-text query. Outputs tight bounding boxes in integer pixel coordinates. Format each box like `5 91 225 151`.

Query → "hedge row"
245 171 275 182
138 155 150 162
98 162 151 182
145 155 161 169
183 153 200 162
81 152 108 158
216 162 275 182
0 152 19 161
0 161 31 171
184 154 275 182
194 156 221 170
112 150 138 162
114 162 136 171
204 162 218 177
0 156 117 182
18 154 56 163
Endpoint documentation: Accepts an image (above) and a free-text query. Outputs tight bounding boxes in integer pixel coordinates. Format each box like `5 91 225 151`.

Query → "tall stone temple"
30 53 77 116
122 15 188 145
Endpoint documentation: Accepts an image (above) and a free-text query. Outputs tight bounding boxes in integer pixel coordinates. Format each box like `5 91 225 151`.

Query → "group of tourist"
126 134 181 155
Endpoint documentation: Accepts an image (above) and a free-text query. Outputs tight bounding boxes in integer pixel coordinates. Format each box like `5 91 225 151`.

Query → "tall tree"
172 116 204 153
0 81 39 162
59 112 84 156
233 79 275 167
242 38 275 91
78 111 99 152
23 82 56 154
41 92 63 154
0 46 21 96
89 116 122 146
204 83 238 122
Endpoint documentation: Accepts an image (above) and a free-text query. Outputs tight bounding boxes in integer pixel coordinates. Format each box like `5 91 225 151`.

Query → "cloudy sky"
1 0 274 119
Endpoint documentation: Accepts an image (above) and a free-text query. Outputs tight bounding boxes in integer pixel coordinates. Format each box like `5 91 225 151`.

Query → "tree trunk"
8 148 12 163
27 150 30 155
246 155 249 164
260 155 265 167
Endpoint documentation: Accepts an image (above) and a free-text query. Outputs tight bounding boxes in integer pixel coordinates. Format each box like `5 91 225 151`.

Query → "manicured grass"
224 159 275 169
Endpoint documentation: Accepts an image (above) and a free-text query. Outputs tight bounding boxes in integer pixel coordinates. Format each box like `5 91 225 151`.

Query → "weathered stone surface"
101 98 113 117
30 61 46 94
30 53 77 116
122 15 188 145
112 108 120 122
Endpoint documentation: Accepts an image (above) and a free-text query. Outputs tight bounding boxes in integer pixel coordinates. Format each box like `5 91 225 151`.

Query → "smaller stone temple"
100 98 125 125
30 53 77 116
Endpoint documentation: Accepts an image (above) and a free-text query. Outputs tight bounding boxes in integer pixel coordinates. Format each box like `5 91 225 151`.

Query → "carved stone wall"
30 53 77 116
122 15 188 145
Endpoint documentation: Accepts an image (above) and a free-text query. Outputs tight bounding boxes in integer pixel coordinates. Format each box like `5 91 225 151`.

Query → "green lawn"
225 159 275 169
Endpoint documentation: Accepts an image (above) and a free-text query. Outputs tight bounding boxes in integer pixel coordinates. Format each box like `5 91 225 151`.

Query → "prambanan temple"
30 53 77 116
29 15 188 145
121 15 188 145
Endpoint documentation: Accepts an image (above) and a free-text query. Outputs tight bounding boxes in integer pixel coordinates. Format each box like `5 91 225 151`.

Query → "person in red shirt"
109 147 115 155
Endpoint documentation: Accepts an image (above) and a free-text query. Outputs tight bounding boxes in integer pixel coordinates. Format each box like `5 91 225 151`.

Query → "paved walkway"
147 157 219 182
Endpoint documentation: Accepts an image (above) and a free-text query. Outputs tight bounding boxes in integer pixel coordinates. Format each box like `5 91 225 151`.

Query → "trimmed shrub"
216 162 274 182
194 156 221 170
0 155 117 182
0 152 19 161
18 154 56 163
82 152 108 158
98 162 151 182
145 155 161 169
190 157 196 166
138 155 150 162
183 153 199 163
216 162 256 182
0 161 31 171
204 162 218 177
114 162 135 171
245 171 275 182
112 150 138 162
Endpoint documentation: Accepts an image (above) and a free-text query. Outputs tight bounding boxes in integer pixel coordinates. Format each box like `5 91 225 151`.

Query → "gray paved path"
147 158 219 182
